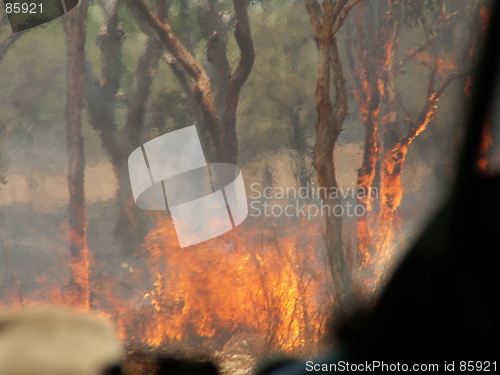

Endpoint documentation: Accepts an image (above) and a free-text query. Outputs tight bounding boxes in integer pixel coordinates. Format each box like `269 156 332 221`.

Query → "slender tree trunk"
64 0 90 309
315 39 357 315
307 0 359 315
85 2 163 257
220 0 254 164
347 4 382 268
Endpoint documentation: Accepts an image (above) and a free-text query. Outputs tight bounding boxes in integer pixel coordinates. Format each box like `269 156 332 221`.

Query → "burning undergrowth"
85 214 331 360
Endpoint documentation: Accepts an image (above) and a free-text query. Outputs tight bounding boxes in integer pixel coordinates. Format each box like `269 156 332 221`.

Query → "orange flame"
109 215 331 354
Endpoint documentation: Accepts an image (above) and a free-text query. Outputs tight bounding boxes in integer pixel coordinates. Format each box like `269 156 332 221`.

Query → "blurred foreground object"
0 308 123 375
157 358 219 375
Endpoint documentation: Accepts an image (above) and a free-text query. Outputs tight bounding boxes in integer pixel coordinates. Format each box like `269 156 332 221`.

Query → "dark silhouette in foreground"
0 308 123 375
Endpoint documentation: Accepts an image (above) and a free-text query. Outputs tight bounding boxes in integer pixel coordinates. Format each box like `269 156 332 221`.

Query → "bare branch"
331 0 345 18
397 34 438 72
228 0 255 90
396 7 467 72
131 0 221 140
401 71 466 149
330 36 348 123
395 91 413 128
164 53 204 126
132 0 208 84
85 1 123 160
305 0 323 38
124 37 164 145
222 0 255 155
204 0 231 116
97 0 123 115
332 0 362 35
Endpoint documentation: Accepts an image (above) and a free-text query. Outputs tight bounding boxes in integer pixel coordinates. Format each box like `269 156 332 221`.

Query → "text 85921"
5 2 42 14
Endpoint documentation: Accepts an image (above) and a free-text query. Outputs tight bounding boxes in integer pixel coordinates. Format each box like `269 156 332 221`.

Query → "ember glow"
477 123 493 171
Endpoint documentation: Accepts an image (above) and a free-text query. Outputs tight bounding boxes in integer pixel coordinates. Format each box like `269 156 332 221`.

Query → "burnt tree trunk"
347 0 479 295
63 0 90 309
345 4 382 268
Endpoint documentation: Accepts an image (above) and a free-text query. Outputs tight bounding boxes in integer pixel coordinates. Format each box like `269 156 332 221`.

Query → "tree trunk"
63 0 90 309
307 0 359 315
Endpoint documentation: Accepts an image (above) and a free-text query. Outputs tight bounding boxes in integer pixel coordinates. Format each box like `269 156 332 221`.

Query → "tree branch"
85 1 123 160
204 0 231 117
97 0 123 122
332 0 362 35
124 37 164 145
305 0 323 38
164 53 204 127
401 71 466 149
395 7 466 72
131 0 221 142
330 36 348 125
222 0 255 152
